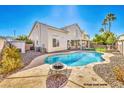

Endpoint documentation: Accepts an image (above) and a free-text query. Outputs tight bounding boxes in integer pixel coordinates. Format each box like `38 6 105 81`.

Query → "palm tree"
102 18 108 31
106 13 116 32
99 28 104 33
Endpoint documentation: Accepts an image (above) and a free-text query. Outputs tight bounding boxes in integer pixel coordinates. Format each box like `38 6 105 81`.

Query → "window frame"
53 38 59 47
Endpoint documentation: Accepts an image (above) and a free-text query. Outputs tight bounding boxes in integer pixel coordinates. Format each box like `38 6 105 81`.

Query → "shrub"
92 28 117 45
113 66 124 84
16 35 33 44
26 39 33 44
0 46 23 74
95 48 106 52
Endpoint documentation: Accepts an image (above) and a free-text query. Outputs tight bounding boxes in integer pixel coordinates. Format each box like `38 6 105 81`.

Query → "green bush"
95 48 106 53
85 48 95 51
16 35 33 44
26 39 33 44
0 46 23 74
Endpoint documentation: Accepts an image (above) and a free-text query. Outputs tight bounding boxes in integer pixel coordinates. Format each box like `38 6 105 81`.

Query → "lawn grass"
95 48 106 53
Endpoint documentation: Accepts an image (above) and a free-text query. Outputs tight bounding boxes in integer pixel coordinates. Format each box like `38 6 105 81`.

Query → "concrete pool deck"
0 51 114 88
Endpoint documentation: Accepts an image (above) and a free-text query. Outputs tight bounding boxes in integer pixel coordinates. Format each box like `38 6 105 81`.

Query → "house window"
71 40 75 46
53 38 59 47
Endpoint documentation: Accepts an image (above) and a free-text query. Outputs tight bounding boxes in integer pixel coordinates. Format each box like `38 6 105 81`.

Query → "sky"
0 5 124 38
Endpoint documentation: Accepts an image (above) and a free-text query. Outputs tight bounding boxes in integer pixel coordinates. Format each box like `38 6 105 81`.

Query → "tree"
102 18 108 31
16 35 28 41
99 28 104 33
16 35 33 44
104 31 116 45
106 13 116 32
92 31 116 45
93 13 117 50
93 34 104 44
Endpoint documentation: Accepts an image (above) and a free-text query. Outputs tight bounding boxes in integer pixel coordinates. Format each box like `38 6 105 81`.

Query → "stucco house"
28 21 90 52
117 34 124 55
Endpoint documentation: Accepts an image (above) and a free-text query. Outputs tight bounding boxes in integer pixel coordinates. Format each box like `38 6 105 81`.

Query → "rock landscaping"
93 53 124 88
46 74 68 88
21 51 41 66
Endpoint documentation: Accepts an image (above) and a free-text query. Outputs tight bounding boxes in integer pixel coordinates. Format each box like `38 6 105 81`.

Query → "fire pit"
49 62 67 74
52 62 65 70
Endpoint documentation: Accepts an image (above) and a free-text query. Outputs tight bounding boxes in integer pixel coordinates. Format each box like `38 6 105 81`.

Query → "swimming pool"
45 52 104 66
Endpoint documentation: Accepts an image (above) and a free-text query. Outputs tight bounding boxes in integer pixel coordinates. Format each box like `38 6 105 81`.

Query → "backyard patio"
1 51 123 88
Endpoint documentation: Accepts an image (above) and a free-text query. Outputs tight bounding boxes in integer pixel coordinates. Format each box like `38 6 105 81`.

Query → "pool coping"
44 51 114 69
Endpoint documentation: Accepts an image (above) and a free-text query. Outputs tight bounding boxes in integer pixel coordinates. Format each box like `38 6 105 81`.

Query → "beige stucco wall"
118 35 124 55
0 38 5 53
118 41 124 55
118 35 124 41
63 25 90 48
81 31 89 40
11 41 26 53
29 23 48 51
63 24 82 40
47 28 68 52
81 31 85 40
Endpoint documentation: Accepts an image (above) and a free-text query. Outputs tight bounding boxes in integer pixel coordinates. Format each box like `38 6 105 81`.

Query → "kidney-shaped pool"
45 52 104 66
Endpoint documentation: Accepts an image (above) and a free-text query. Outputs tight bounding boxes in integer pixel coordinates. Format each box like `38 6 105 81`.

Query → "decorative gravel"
46 74 68 88
46 68 72 88
21 51 41 66
93 53 124 88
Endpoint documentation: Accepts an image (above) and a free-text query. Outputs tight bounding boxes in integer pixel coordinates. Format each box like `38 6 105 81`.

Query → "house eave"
48 27 68 34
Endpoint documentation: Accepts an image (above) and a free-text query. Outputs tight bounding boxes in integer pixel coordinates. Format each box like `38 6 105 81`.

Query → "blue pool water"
45 52 104 66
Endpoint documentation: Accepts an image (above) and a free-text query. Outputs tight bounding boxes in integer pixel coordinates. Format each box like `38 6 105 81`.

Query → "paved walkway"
65 65 111 88
0 63 111 88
